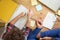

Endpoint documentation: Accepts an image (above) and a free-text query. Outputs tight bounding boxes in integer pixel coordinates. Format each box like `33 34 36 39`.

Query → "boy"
2 13 25 40
2 10 34 40
3 26 24 40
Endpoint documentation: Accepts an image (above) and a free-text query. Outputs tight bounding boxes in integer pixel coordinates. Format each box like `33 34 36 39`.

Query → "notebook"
39 0 60 12
42 12 58 29
0 0 18 22
9 5 28 30
31 0 38 5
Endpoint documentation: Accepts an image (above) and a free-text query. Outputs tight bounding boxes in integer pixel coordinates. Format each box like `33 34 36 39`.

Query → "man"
27 19 60 40
27 8 60 40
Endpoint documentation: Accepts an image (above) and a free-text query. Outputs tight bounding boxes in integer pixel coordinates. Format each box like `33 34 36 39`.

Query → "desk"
13 0 60 31
0 0 60 40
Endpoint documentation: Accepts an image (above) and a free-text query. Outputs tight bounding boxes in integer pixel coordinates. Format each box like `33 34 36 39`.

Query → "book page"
9 5 28 30
42 12 58 29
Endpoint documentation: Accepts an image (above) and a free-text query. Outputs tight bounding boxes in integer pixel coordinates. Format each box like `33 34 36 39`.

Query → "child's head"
3 27 25 40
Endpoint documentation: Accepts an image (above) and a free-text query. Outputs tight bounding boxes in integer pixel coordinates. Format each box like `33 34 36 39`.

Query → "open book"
42 12 58 29
9 5 28 30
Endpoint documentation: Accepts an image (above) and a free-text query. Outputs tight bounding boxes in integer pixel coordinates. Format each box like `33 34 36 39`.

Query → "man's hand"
36 19 43 28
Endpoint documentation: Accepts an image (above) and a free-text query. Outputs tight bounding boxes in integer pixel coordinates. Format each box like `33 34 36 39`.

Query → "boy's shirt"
5 23 30 34
6 23 14 32
3 23 30 40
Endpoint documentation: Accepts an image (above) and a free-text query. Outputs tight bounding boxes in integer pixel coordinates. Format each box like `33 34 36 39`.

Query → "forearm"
37 28 60 38
26 18 31 28
10 13 24 24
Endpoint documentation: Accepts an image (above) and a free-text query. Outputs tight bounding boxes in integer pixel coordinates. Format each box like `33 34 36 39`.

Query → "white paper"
31 0 38 5
9 5 28 30
35 4 42 11
39 0 60 12
42 12 58 29
30 20 35 27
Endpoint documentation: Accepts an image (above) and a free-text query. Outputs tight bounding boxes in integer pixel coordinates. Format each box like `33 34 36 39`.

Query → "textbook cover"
0 0 18 23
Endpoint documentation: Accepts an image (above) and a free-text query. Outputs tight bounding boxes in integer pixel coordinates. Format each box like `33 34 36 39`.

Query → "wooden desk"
13 0 60 31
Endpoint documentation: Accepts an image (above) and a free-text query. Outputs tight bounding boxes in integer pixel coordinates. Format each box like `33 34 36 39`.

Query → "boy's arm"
10 13 25 24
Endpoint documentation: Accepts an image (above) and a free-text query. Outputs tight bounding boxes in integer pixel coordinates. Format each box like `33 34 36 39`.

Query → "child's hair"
2 27 25 40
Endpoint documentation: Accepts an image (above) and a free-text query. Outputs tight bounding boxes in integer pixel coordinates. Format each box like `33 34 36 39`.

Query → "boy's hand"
26 10 34 28
27 10 34 19
19 13 25 17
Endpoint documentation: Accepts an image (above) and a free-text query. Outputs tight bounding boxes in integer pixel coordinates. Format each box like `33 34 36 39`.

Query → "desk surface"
13 0 60 31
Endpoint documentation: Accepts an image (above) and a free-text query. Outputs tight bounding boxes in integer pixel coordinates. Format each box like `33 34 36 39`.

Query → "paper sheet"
9 5 28 30
30 20 36 30
31 0 38 5
39 0 60 12
30 20 35 27
42 12 58 29
0 0 18 22
35 4 42 11
58 10 60 15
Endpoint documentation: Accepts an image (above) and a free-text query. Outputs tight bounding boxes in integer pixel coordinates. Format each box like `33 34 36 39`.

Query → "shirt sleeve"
6 23 14 32
27 28 41 40
40 28 60 38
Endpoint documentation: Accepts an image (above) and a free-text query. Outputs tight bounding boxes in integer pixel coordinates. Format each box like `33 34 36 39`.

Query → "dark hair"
3 27 25 40
7 23 10 26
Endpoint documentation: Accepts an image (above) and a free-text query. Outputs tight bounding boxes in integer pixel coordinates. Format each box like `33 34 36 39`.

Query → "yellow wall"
0 0 18 23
